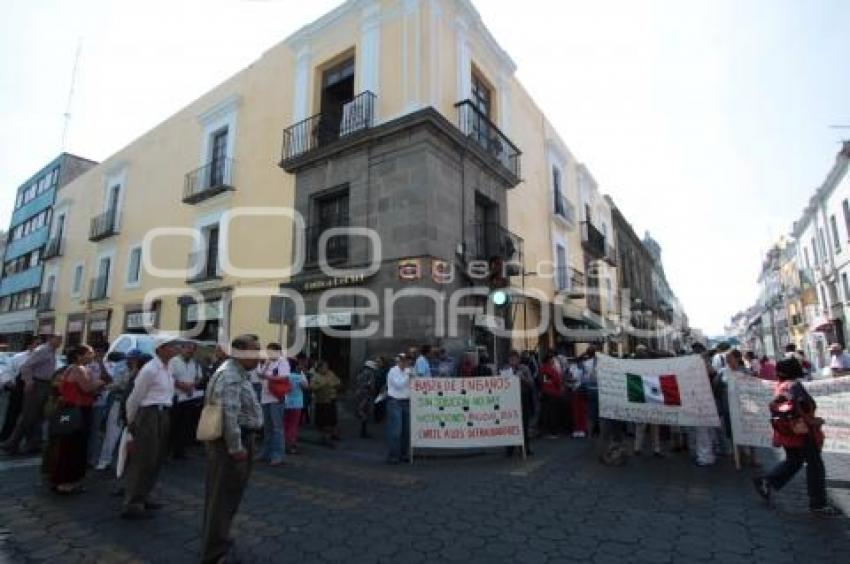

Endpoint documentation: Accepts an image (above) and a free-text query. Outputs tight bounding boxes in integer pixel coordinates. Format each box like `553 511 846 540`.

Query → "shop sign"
89 320 108 332
300 274 368 293
298 312 352 328
67 320 84 332
126 311 157 329
398 258 421 281
187 300 223 323
431 259 452 284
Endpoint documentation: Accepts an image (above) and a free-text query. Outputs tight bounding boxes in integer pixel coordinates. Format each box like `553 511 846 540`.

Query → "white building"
791 141 850 362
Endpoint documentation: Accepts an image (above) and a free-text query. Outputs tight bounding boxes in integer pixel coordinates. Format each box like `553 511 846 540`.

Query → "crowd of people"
0 333 841 562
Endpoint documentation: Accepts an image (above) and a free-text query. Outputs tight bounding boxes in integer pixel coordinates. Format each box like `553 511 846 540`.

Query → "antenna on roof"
61 38 82 152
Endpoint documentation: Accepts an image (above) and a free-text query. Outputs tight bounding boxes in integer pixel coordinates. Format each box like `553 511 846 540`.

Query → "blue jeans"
386 398 410 462
261 401 285 463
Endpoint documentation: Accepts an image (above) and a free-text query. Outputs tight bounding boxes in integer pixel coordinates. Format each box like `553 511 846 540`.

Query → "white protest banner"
598 354 720 427
728 374 850 453
727 373 774 449
410 376 524 449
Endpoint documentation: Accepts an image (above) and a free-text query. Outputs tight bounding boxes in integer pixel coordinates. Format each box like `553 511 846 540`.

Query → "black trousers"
0 379 24 441
540 395 564 435
170 398 202 457
4 379 51 451
765 436 827 509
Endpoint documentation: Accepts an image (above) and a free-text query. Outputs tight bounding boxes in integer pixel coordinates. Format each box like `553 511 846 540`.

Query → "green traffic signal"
490 289 508 306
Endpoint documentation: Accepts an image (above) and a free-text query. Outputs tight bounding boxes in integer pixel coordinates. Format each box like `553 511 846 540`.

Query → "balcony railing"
187 250 220 283
554 266 586 298
605 243 618 267
586 291 602 315
304 223 350 265
36 292 54 313
183 158 235 204
89 209 118 242
455 100 521 180
281 91 376 164
42 236 62 260
581 221 606 259
470 223 524 267
554 195 576 224
88 276 108 301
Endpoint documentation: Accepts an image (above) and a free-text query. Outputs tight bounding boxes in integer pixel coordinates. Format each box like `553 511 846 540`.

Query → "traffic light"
489 289 509 306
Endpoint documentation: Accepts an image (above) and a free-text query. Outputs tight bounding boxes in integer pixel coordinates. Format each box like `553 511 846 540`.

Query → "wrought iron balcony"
88 276 108 301
304 223 350 266
184 158 235 204
554 266 586 299
586 291 602 315
187 250 221 283
89 209 118 242
281 91 376 165
42 236 62 260
605 243 618 267
554 194 576 224
470 223 524 267
36 292 54 313
455 100 521 181
581 221 606 259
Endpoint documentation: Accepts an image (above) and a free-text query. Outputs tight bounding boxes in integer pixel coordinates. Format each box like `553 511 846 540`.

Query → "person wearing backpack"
753 358 840 516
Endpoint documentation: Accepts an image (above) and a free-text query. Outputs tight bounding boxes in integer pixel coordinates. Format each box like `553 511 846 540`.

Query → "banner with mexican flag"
598 354 721 427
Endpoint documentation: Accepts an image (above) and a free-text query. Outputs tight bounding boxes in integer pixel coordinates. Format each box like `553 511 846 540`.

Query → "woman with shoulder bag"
47 345 104 494
753 358 839 516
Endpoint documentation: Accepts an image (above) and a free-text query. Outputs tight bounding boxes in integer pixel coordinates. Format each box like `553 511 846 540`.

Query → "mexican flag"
626 373 681 406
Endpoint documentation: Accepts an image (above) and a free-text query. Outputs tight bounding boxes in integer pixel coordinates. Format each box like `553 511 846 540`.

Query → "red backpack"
768 381 824 449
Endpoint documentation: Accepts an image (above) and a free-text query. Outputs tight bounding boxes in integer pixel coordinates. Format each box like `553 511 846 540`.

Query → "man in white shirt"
0 335 39 442
386 354 411 464
122 335 181 520
168 342 204 460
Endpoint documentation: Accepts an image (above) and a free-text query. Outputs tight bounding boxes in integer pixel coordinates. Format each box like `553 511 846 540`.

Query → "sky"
1 0 848 336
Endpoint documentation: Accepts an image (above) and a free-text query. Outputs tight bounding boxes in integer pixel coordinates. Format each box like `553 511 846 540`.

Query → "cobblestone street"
1 430 848 564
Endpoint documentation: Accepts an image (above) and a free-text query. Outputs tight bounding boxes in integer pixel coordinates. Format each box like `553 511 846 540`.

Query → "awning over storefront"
811 315 832 332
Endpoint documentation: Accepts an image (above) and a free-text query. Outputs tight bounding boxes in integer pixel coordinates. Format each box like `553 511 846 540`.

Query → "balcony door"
209 128 228 187
97 256 111 297
205 225 220 278
319 57 355 145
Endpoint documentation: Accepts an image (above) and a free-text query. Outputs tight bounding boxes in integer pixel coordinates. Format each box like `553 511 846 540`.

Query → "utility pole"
61 39 82 151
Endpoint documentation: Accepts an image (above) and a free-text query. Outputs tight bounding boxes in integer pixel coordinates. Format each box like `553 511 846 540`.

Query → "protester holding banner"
690 343 716 466
386 354 411 464
503 350 534 457
753 358 839 516
539 352 564 439
578 346 600 437
633 345 663 457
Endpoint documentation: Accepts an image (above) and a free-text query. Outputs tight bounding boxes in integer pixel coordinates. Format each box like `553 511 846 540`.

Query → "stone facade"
281 108 519 379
